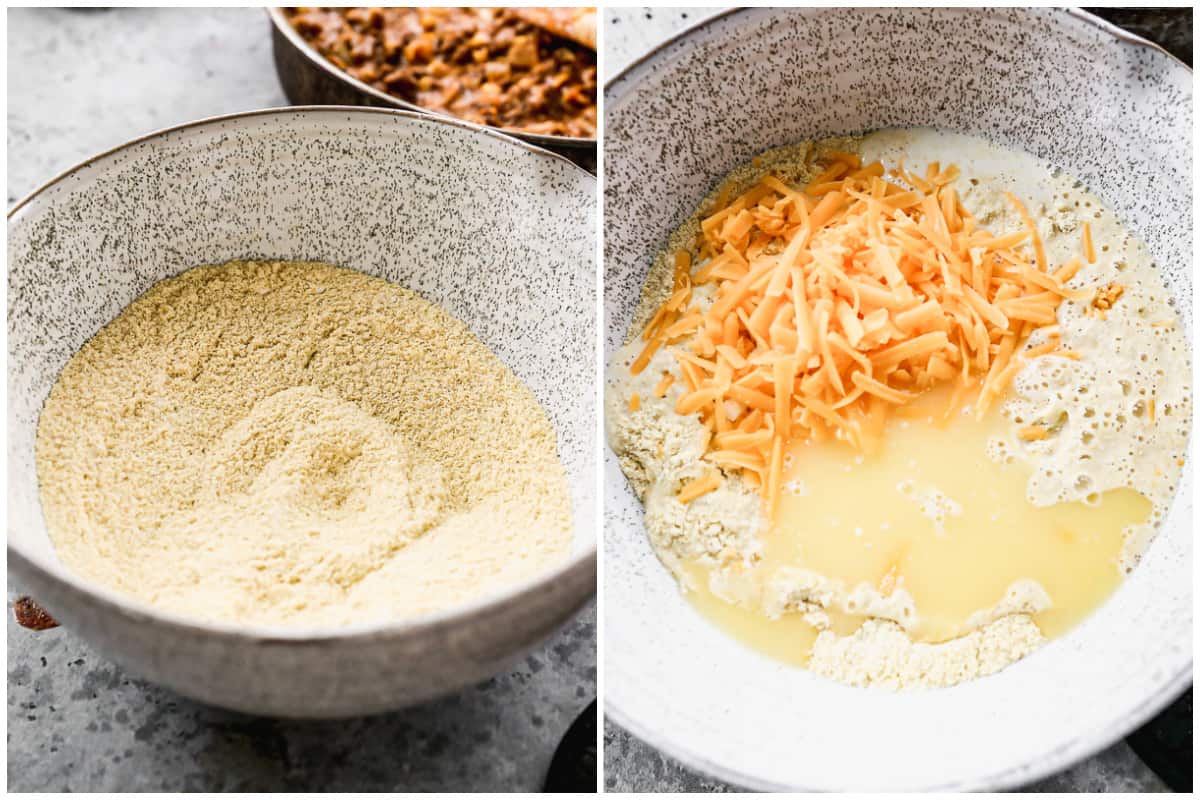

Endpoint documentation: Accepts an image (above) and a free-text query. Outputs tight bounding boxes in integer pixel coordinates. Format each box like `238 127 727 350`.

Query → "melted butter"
682 384 1151 665
680 561 818 667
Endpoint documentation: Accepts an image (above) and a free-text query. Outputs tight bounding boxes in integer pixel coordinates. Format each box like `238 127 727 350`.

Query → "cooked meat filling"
286 7 597 138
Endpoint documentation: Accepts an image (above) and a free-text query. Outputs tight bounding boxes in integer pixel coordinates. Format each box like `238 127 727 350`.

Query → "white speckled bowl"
8 107 596 718
604 8 1191 791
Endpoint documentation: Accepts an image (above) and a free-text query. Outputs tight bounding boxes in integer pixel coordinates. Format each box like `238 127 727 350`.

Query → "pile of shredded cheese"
631 151 1095 519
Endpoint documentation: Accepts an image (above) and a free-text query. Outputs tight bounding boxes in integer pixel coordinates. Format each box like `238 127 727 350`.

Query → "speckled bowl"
604 7 1192 791
267 7 596 151
8 107 596 718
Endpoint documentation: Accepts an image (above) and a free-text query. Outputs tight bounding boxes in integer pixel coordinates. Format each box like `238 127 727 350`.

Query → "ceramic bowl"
8 106 597 718
604 7 1191 791
267 8 596 151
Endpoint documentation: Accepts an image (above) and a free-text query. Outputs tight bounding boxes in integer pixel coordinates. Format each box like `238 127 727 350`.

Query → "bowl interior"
9 108 597 594
604 7 1191 791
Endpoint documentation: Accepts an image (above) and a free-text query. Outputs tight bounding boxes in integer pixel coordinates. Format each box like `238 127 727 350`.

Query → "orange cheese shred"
653 372 675 398
1024 340 1060 358
678 472 722 504
630 336 664 375
1017 424 1049 441
1005 192 1048 272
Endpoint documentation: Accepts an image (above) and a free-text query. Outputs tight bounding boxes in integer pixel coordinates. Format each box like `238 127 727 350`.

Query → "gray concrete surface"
600 6 1179 793
7 7 595 792
602 719 1168 793
8 602 595 792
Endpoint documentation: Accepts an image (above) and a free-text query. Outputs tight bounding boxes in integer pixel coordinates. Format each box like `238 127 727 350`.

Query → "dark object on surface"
1126 687 1192 792
1084 7 1192 66
267 8 594 150
272 18 388 111
269 10 595 174
281 8 596 139
13 596 59 630
544 700 596 792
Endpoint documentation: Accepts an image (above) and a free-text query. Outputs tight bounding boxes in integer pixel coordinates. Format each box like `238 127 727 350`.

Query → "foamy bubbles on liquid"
784 478 809 497
896 480 962 535
1001 244 1190 557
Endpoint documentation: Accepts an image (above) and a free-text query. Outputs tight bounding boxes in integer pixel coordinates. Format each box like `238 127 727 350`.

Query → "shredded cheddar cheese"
1092 282 1125 312
1018 425 1050 441
634 153 1078 519
678 472 722 504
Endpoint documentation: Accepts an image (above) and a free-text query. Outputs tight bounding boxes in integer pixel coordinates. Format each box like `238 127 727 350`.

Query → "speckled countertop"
601 6 1186 794
6 7 595 792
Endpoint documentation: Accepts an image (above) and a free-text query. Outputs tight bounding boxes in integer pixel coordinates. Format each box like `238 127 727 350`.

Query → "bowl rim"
604 6 1191 93
8 104 594 218
266 6 597 150
7 104 598 643
602 5 1192 792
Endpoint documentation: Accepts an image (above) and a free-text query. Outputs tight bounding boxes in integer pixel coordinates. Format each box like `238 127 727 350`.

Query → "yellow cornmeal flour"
37 260 572 627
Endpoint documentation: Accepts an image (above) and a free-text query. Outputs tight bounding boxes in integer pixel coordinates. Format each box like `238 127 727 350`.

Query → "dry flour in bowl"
36 259 573 627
